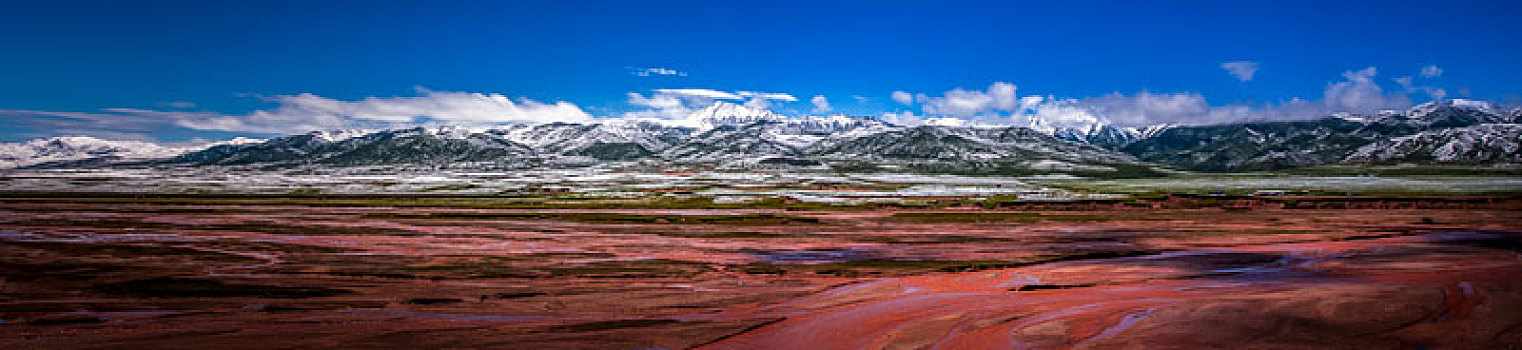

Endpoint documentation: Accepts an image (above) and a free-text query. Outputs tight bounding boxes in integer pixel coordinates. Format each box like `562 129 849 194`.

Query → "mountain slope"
1121 100 1520 171
488 121 690 160
1 137 193 169
659 123 809 164
13 100 1518 174
809 126 1151 175
1344 124 1522 164
174 127 538 168
174 130 364 165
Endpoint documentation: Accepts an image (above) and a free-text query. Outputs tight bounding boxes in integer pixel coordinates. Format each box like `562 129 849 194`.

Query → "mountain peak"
684 102 779 129
1408 99 1499 117
0 136 182 169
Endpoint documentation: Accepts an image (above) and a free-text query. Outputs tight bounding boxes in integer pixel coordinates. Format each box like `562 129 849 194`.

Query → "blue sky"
2 0 1520 141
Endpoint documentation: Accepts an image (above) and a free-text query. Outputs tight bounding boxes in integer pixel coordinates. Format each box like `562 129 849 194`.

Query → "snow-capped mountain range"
0 136 261 169
2 100 1518 173
1121 99 1522 171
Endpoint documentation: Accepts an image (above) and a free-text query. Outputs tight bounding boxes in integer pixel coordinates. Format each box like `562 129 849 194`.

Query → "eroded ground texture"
1 200 1519 349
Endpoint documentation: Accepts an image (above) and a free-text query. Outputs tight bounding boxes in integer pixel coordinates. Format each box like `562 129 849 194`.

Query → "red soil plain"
1 198 1519 349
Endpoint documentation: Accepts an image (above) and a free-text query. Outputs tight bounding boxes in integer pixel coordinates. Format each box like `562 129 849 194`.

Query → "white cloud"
654 88 742 100
852 95 869 103
738 91 796 110
1395 76 1449 101
1041 92 1211 127
1019 96 1045 110
8 65 1447 142
168 88 593 134
888 67 1416 128
917 82 1019 117
988 82 1018 110
1221 61 1259 82
626 92 684 110
624 92 705 119
631 67 687 77
879 111 926 126
1323 67 1408 113
810 95 832 114
1420 65 1442 78
1395 66 1449 101
743 98 773 109
0 109 186 141
736 91 798 102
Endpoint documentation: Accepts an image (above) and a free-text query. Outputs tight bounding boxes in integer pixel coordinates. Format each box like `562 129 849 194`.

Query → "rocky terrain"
0 196 1518 348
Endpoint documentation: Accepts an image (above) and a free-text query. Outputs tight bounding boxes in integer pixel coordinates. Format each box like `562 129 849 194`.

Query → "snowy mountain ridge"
4 100 1518 172
0 137 199 169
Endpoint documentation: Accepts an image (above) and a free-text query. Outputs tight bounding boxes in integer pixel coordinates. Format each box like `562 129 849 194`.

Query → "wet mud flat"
0 201 1519 348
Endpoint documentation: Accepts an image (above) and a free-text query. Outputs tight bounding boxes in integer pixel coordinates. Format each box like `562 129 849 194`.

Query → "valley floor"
0 199 1519 348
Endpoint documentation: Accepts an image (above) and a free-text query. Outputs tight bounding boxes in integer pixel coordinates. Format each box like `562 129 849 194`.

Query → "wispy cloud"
1420 64 1442 78
737 91 796 109
736 91 797 102
4 88 596 138
172 88 592 133
630 67 687 77
1394 65 1448 100
1221 61 1259 82
0 108 191 141
653 88 743 100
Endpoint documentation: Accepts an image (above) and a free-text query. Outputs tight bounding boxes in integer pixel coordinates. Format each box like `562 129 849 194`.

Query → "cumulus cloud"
878 111 927 126
891 91 915 105
890 68 1415 128
810 95 832 114
1042 92 1210 127
1221 61 1259 82
1420 65 1442 78
631 67 687 77
624 92 707 120
1322 67 1409 113
916 82 1019 117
